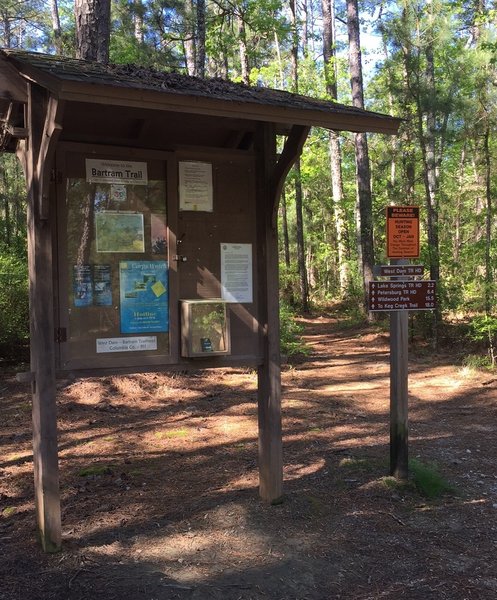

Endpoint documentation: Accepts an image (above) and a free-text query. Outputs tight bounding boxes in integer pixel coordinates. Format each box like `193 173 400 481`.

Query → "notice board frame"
54 142 180 373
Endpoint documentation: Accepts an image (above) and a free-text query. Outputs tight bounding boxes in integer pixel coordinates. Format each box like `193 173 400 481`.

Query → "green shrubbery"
0 251 29 361
466 314 497 368
279 300 309 357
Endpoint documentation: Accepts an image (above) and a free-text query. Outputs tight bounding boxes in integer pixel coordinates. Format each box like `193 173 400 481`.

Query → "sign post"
389 259 409 479
385 207 420 479
370 207 428 480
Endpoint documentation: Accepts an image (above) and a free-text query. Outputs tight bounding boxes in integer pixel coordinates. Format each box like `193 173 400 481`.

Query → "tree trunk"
133 0 144 44
289 0 309 311
195 0 206 77
294 159 309 311
454 143 466 264
51 0 62 54
184 0 196 76
281 189 291 269
238 15 250 84
484 122 492 314
346 0 374 312
322 0 349 297
74 0 111 64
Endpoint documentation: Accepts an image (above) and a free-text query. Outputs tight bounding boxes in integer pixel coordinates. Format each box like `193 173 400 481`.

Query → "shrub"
0 251 29 360
279 301 309 357
410 459 455 498
467 314 497 368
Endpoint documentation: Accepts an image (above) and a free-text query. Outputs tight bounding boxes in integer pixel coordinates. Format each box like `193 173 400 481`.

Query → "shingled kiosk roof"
0 49 400 152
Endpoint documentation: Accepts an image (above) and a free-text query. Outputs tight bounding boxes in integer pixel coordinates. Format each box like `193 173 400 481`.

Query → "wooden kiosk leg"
24 84 62 551
257 224 283 502
28 211 61 551
255 123 310 503
255 123 283 502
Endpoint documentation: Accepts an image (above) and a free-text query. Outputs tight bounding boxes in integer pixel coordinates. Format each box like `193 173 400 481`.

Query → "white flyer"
220 243 253 303
179 161 213 211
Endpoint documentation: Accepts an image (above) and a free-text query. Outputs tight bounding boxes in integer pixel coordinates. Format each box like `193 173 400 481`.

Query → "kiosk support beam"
25 83 62 551
255 122 283 502
255 123 311 502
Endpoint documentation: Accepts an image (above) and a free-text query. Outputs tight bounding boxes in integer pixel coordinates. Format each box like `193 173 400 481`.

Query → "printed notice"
179 161 213 212
96 336 158 353
221 243 253 303
93 264 112 306
386 205 420 258
73 265 93 307
119 261 169 333
86 159 148 185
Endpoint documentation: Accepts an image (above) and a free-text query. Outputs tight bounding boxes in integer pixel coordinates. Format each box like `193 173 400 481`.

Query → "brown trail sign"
368 280 436 312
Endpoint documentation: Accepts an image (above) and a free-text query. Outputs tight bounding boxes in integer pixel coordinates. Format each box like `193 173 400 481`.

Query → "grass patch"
77 464 114 477
381 475 409 491
410 459 456 498
339 456 379 472
462 354 493 371
155 428 189 439
2 506 16 517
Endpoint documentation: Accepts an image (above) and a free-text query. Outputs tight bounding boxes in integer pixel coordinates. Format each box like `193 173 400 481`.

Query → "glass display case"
180 299 230 357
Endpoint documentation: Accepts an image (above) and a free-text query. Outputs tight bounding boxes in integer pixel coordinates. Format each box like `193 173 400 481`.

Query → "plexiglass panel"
61 155 170 365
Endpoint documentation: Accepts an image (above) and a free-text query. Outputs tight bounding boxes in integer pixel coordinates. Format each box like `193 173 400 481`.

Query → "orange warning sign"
386 206 420 258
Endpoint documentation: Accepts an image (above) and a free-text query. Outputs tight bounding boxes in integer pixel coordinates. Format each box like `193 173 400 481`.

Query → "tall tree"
322 0 349 297
50 0 63 54
346 0 374 311
289 0 309 311
74 0 111 63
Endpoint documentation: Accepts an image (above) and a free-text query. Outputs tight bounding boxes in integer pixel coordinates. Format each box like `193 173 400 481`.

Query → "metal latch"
55 327 67 343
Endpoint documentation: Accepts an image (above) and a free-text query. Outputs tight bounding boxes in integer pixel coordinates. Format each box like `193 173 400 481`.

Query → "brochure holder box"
181 299 231 357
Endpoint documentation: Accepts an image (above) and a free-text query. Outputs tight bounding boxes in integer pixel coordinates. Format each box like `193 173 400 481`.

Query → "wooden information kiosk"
0 49 400 551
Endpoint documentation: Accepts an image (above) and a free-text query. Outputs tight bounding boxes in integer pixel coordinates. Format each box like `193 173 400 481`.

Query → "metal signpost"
369 207 436 480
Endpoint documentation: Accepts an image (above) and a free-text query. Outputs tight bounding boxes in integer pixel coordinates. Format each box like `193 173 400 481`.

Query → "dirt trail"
1 316 496 599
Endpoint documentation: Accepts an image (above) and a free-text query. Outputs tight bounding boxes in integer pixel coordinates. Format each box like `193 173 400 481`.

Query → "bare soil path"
1 316 496 599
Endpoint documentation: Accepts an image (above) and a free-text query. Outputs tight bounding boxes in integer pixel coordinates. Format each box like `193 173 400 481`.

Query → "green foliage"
461 353 493 370
0 251 29 357
77 464 115 477
279 301 309 357
410 459 456 499
4 0 497 337
467 314 497 367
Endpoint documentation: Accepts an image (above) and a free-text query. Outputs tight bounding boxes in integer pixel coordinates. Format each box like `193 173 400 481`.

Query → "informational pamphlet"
220 243 253 303
179 161 213 212
119 261 169 334
73 265 93 307
93 264 112 306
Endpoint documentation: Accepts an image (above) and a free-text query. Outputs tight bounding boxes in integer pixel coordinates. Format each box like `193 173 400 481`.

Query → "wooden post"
255 122 283 502
389 259 409 480
254 123 310 502
25 84 63 551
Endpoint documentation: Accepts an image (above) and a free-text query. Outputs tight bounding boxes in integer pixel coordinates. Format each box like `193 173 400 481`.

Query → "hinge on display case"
54 327 67 343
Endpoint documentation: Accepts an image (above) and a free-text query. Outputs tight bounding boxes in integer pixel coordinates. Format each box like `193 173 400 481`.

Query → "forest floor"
1 313 497 600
